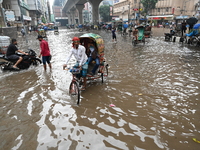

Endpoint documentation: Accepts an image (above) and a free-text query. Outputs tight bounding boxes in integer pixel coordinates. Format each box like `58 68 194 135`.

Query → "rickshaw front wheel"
69 81 80 105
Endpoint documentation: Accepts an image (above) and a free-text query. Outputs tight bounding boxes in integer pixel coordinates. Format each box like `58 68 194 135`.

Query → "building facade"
113 0 141 22
149 0 198 21
0 0 50 27
113 0 199 24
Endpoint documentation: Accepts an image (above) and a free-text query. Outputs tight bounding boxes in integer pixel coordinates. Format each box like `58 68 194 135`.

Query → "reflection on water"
0 29 200 150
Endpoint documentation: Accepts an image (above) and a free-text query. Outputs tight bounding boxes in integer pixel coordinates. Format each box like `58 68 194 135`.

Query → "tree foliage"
140 0 158 14
99 5 112 22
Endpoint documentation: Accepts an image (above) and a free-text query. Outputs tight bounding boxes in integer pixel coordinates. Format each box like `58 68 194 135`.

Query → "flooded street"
0 28 200 150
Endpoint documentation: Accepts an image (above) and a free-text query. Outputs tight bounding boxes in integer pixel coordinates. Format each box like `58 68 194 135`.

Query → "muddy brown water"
0 29 200 150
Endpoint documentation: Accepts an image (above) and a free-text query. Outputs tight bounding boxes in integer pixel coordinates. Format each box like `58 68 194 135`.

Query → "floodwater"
0 29 200 150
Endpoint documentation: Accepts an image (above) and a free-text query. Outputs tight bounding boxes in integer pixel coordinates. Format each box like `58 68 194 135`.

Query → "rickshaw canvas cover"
79 33 105 55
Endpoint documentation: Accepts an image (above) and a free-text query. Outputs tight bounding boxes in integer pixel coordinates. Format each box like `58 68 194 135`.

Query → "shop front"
147 15 174 26
23 15 32 25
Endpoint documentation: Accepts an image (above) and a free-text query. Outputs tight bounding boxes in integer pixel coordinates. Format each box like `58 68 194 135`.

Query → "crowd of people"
6 18 199 90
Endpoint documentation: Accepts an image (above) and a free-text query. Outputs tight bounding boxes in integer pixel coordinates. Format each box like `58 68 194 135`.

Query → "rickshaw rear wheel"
142 37 145 45
190 37 198 46
132 39 137 46
69 81 80 105
101 64 109 83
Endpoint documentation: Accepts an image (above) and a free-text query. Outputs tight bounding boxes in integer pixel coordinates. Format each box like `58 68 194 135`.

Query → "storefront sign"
176 16 188 19
23 15 31 21
147 15 174 20
5 11 15 21
153 17 160 20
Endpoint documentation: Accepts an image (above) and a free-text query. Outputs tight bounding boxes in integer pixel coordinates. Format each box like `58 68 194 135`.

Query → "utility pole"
17 0 28 44
128 1 131 24
138 0 141 23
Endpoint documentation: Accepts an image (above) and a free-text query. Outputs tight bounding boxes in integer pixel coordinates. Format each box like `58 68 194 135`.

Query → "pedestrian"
111 27 117 42
21 28 25 36
63 37 88 91
37 35 52 71
123 22 128 35
181 20 187 36
29 26 32 34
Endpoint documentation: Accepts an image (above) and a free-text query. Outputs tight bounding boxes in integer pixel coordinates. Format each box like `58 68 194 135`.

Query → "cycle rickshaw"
132 25 145 46
54 26 59 35
38 29 47 38
68 33 109 105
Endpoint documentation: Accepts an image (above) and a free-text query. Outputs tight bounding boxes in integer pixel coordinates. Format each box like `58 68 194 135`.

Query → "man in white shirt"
63 37 88 90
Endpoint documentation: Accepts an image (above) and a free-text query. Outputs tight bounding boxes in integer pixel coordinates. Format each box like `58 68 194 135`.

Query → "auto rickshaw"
67 33 109 104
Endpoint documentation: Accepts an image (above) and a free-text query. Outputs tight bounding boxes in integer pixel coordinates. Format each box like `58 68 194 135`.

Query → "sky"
49 0 54 7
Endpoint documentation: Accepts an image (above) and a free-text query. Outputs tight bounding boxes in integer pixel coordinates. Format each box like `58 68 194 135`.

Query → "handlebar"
64 66 81 74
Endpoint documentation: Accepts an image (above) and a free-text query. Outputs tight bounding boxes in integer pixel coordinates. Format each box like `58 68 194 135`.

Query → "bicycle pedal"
71 92 77 95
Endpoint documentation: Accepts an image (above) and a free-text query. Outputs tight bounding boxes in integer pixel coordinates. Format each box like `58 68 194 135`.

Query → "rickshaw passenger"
87 42 100 76
63 37 88 91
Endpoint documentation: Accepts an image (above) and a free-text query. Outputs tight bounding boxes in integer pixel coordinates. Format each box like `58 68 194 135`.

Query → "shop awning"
147 15 174 20
175 16 189 19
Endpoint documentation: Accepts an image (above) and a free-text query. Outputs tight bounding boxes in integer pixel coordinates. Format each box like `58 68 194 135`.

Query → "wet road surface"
0 28 200 150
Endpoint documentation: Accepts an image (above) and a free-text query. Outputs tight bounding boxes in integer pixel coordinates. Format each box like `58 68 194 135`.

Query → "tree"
140 0 158 15
99 5 112 22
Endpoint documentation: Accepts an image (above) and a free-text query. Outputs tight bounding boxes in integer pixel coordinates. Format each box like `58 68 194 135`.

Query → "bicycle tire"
69 81 80 105
121 31 123 36
142 37 145 45
101 64 109 83
132 39 136 46
191 38 198 46
32 58 42 66
184 37 188 44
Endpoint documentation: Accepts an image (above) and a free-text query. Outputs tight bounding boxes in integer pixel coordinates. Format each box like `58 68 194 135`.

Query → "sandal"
12 66 20 70
81 86 86 91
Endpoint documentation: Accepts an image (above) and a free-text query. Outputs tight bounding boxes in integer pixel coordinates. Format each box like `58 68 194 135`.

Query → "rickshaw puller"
63 37 88 91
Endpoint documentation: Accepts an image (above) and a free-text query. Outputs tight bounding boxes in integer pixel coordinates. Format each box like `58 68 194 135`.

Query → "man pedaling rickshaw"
63 37 88 91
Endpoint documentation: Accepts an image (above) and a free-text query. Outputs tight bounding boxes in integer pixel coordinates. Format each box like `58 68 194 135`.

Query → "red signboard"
110 6 113 16
172 8 175 14
153 17 160 20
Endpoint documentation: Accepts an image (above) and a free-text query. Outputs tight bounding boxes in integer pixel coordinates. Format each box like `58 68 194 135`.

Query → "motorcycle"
0 49 42 71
